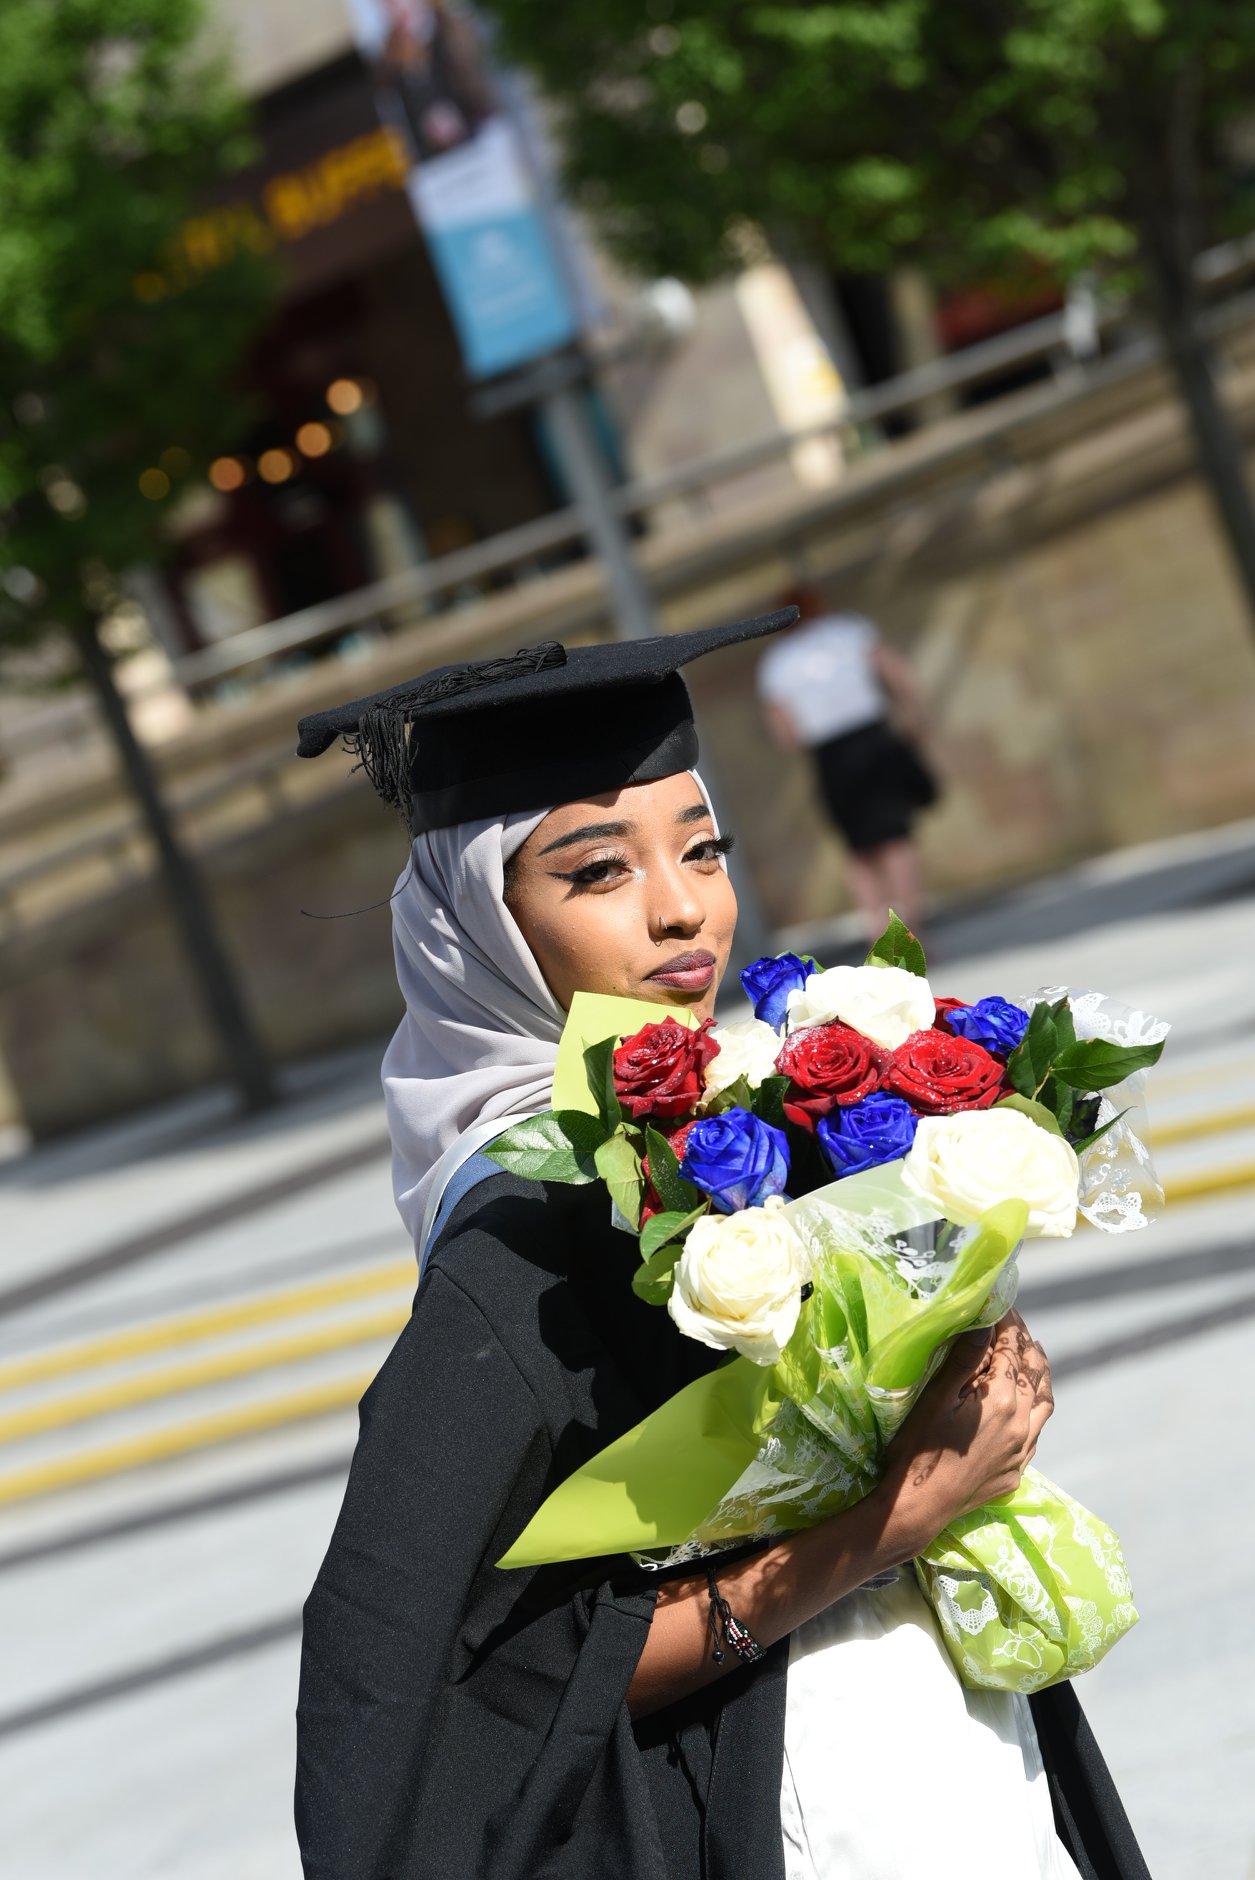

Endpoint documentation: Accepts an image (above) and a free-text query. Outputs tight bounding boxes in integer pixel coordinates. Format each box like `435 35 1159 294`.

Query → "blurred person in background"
759 586 938 938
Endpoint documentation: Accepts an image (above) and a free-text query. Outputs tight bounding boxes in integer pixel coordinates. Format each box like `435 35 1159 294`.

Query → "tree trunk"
75 614 277 1114
1136 201 1255 629
1155 301 1255 619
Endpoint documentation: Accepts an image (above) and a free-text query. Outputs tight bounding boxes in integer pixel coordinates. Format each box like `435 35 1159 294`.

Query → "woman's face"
507 773 737 1020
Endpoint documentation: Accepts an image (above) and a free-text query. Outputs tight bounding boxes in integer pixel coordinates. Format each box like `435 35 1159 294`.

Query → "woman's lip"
647 954 716 990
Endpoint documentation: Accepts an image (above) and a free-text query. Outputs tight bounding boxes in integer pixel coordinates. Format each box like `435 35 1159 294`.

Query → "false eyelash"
551 848 631 886
552 830 736 888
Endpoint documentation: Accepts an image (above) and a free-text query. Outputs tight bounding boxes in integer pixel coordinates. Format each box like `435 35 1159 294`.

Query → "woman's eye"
685 833 736 866
555 852 631 889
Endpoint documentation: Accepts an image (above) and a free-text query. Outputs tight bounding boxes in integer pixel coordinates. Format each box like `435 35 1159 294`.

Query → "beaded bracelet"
705 1564 765 1666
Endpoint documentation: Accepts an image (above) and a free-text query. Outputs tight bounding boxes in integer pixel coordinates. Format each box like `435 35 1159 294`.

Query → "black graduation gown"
295 1172 1150 1880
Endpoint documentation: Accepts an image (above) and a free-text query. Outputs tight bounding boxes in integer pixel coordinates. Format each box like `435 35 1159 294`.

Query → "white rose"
668 1196 809 1365
901 1109 1080 1238
703 1016 783 1101
786 963 935 1050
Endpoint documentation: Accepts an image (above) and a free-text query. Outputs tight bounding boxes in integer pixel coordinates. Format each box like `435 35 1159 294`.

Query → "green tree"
0 0 277 1114
486 0 1255 622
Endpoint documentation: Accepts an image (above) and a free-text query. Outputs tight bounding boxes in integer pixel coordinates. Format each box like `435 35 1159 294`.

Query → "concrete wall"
0 784 405 1138
6 355 1255 1136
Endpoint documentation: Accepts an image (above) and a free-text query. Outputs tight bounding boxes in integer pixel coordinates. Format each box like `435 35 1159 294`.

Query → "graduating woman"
293 613 1149 1880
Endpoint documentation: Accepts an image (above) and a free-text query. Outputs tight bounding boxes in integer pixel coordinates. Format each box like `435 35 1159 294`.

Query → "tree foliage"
0 0 279 1115
483 0 1255 297
0 0 274 649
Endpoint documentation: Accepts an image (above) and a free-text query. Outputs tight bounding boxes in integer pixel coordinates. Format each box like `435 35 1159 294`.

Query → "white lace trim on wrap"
1026 988 1170 1234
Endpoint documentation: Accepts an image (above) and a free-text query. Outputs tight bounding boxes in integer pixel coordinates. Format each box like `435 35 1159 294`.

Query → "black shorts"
812 720 939 853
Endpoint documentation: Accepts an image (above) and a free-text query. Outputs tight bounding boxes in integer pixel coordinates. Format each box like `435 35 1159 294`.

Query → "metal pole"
540 383 770 970
541 384 656 641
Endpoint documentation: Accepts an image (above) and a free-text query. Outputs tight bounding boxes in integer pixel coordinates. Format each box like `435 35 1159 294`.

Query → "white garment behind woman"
756 614 887 747
779 1569 1082 1880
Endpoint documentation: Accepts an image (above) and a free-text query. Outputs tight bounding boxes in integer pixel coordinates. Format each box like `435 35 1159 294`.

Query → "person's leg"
877 836 924 933
845 849 890 941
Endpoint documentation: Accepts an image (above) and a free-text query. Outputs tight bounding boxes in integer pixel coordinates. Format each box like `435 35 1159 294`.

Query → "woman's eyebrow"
677 802 711 825
538 819 632 855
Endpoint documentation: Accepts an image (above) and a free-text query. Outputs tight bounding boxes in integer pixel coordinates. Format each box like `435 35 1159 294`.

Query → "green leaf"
595 1130 646 1229
1051 1038 1165 1092
485 1110 606 1183
1042 1075 1074 1134
583 1037 622 1130
752 1074 790 1132
630 1242 683 1304
705 1074 753 1116
645 1126 704 1214
1006 1004 1058 1099
994 1093 1064 1137
1047 997 1077 1055
866 911 927 976
639 1203 707 1260
1071 1108 1130 1155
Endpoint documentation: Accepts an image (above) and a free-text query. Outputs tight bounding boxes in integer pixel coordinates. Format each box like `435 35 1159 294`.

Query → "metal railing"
6 226 1255 780
155 227 1255 695
6 265 1255 927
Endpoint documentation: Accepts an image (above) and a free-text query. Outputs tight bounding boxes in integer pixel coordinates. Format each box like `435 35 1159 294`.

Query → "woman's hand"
990 1308 1054 1446
878 1311 1054 1550
629 1311 1055 1719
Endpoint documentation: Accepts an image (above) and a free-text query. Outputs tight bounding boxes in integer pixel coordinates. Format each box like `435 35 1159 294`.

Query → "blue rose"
944 996 1031 1057
740 952 815 1032
817 1092 919 1179
679 1107 790 1213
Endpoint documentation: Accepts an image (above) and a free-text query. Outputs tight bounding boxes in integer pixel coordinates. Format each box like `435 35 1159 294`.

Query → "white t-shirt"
780 1570 1083 1880
757 614 886 747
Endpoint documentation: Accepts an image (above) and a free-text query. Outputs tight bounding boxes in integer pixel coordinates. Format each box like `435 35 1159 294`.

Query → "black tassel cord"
341 641 567 825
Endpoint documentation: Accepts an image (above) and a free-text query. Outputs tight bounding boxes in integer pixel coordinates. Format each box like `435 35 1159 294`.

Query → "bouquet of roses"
486 917 1167 1694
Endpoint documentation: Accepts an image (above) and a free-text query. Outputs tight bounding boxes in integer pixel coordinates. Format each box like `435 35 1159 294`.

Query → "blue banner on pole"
407 120 577 378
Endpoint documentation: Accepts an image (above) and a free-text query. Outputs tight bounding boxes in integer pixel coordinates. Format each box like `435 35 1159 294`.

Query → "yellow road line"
4 1162 1254 1505
1152 1105 1255 1148
1164 1161 1255 1204
1154 1059 1255 1097
0 1374 374 1509
0 1262 414 1392
0 1308 407 1443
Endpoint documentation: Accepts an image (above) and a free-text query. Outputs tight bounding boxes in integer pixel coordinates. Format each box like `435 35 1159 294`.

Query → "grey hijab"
382 806 561 1257
382 773 718 1256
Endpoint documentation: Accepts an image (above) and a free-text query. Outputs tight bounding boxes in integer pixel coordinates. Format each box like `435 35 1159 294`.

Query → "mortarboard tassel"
340 643 567 823
343 694 421 823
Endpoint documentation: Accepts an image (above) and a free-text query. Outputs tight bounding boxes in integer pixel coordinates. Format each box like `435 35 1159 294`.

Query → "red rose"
885 1029 1004 1114
641 1120 698 1223
933 996 968 1033
775 1023 889 1133
613 1018 719 1121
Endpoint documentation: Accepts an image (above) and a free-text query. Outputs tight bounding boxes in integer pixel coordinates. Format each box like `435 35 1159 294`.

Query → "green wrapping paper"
499 1162 1138 1695
916 1470 1138 1693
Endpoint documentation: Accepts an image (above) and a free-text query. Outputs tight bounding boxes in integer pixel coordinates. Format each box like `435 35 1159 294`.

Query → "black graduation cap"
295 607 797 833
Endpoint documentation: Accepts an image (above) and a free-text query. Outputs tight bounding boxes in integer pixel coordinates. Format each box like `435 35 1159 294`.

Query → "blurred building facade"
8 326 1255 1137
7 2 1255 1143
137 0 847 671
158 2 562 660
